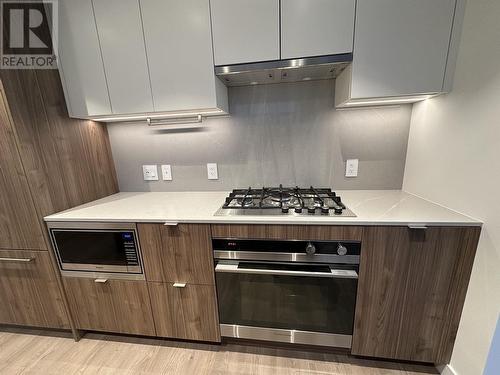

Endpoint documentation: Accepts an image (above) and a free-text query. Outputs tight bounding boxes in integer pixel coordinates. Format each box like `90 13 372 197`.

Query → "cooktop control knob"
334 207 343 215
294 206 302 213
337 243 348 256
307 205 316 214
321 205 330 214
306 242 316 255
281 204 289 213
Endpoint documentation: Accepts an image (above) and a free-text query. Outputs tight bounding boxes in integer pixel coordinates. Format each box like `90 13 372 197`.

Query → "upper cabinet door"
210 0 280 65
351 0 456 98
58 0 111 117
140 0 223 112
281 0 355 59
92 0 154 114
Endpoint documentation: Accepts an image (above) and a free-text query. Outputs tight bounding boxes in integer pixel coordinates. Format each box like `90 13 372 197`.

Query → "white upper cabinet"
210 0 280 65
350 0 457 99
57 0 111 117
281 0 355 59
92 0 154 114
140 0 227 113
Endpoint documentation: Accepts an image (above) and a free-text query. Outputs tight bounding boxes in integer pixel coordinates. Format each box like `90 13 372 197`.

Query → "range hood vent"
215 53 352 87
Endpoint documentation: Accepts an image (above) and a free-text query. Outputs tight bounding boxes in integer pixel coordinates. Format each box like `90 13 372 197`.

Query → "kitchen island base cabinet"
353 226 481 364
0 250 69 329
62 278 155 336
148 282 220 342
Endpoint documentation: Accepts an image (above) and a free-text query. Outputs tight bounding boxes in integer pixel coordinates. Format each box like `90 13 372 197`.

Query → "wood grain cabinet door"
149 282 220 342
0 250 69 328
0 87 46 250
138 224 214 285
62 277 156 336
353 226 481 364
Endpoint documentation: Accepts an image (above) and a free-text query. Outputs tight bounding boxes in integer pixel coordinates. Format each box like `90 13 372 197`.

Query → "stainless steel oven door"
215 260 358 348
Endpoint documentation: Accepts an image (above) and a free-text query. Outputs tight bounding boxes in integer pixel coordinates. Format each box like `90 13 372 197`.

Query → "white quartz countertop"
44 190 481 227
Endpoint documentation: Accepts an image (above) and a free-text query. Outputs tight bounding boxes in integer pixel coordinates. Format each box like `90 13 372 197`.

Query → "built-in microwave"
47 222 144 279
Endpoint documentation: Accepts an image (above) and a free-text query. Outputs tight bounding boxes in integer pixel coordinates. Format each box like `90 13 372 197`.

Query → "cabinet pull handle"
164 221 179 226
94 278 108 284
147 115 202 127
408 224 427 230
173 282 186 288
0 257 34 263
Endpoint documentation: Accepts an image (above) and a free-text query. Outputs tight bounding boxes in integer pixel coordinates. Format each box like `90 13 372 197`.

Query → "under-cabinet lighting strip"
89 109 225 123
341 93 440 107
147 114 202 126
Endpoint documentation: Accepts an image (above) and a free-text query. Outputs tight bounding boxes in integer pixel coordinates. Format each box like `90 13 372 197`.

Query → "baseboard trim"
438 364 457 375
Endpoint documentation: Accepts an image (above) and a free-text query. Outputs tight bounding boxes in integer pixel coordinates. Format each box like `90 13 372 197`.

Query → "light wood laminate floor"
0 327 437 375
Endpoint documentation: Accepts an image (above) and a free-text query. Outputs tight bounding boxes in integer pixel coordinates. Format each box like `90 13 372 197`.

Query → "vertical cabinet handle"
0 257 34 263
172 282 186 288
94 278 108 284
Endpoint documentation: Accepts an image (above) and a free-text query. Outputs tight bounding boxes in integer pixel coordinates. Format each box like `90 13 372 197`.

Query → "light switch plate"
142 165 158 181
207 163 218 180
345 159 359 177
161 164 172 181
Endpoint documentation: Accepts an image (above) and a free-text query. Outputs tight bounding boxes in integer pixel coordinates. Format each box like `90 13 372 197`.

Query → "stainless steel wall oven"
213 238 360 348
47 222 144 280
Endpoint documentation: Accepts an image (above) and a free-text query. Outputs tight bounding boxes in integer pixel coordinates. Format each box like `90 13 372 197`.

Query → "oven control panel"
212 238 361 265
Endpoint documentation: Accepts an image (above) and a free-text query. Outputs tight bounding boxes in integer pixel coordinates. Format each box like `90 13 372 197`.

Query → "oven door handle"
215 263 358 279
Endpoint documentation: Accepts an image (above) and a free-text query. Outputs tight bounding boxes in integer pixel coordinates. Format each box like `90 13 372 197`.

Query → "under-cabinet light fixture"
337 93 440 109
146 114 202 127
89 108 225 123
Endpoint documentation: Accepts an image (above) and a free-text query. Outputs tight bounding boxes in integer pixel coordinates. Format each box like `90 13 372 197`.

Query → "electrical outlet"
142 165 158 181
345 159 359 177
161 164 172 181
207 163 218 180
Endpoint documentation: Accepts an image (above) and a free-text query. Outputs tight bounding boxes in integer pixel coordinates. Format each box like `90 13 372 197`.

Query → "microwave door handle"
215 263 358 279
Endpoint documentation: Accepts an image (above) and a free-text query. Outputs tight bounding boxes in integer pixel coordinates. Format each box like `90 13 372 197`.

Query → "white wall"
403 0 500 374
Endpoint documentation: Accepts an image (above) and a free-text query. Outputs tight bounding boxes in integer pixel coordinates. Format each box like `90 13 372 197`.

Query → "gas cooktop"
214 186 356 217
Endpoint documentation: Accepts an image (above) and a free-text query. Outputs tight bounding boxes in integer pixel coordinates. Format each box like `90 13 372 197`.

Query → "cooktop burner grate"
215 185 356 217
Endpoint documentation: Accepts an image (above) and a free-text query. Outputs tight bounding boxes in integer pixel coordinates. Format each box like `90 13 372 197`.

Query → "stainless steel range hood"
215 53 352 87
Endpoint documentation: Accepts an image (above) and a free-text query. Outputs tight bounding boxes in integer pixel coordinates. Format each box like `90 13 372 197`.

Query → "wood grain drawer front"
138 224 214 285
211 224 363 241
0 250 69 328
149 282 220 342
353 226 481 364
62 277 155 336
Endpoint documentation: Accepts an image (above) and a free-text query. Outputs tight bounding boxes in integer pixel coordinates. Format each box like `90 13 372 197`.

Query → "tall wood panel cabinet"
0 69 118 333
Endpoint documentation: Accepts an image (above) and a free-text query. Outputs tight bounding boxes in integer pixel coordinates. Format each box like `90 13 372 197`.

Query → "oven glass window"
216 266 357 335
53 230 137 266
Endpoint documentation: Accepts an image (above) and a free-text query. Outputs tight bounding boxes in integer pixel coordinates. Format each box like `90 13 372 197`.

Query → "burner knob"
307 205 316 214
334 207 343 215
337 243 348 256
281 205 289 213
294 206 302 213
306 242 316 255
321 205 330 214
